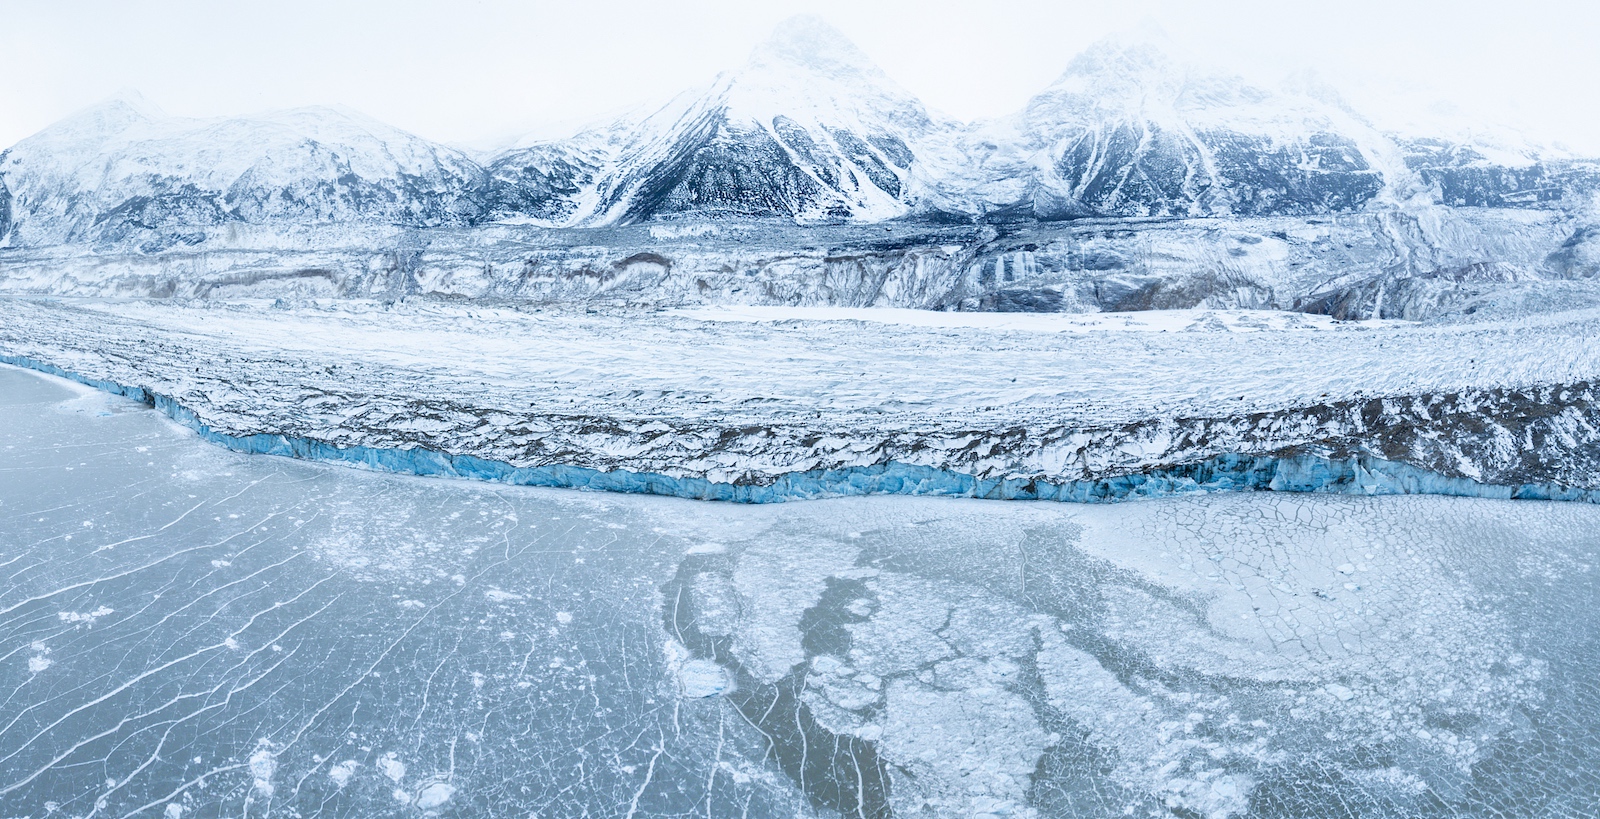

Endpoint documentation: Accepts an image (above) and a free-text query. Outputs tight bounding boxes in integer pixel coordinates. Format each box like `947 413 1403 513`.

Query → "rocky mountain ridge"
2 17 1598 321
2 16 1596 252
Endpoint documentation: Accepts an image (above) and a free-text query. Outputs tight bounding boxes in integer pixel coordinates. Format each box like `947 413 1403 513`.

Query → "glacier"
3 207 1599 323
2 297 1598 507
7 347 1599 506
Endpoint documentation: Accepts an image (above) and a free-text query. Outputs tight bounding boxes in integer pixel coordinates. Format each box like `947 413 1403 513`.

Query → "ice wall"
6 353 1596 507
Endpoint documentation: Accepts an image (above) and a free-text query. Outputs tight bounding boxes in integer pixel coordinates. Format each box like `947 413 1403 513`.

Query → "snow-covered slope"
913 32 1418 221
486 15 946 225
1360 99 1600 209
480 114 641 225
0 93 486 249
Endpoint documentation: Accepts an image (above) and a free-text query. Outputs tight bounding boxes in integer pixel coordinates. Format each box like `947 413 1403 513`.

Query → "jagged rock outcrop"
1399 137 1600 209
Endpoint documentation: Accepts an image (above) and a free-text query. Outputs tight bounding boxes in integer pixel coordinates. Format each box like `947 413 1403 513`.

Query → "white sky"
4 0 1598 153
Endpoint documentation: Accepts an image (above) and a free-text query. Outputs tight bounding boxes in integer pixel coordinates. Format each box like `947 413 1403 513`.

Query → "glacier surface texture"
1 298 1597 506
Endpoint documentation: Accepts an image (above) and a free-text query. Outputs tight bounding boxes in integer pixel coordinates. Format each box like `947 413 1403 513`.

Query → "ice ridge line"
6 352 1598 505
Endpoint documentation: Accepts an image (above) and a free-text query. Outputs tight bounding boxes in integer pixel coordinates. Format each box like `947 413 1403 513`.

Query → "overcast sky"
4 0 1597 152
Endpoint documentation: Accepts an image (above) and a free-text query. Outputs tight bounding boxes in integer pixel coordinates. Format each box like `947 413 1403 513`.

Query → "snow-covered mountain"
493 20 1431 227
1 18 1597 254
1353 97 1600 210
480 115 638 226
0 92 485 249
912 32 1422 221
485 15 946 225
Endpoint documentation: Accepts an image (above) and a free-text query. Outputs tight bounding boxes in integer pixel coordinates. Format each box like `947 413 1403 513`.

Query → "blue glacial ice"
3 353 1597 508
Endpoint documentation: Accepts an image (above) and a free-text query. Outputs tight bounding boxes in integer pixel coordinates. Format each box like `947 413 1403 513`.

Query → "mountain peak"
7 89 168 151
1034 27 1299 122
70 88 168 131
1051 27 1188 92
709 12 929 132
100 88 168 120
753 15 877 76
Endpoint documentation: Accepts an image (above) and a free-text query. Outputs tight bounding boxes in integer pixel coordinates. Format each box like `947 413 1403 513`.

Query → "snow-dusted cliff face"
0 94 485 249
474 22 1600 228
488 15 942 226
0 173 11 241
1397 136 1600 210
480 118 636 225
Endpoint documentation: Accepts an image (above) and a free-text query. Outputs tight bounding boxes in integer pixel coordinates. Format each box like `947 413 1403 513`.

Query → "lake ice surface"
3 365 1599 818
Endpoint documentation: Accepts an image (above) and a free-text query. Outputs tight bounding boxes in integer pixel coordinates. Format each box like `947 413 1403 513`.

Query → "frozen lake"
3 364 1599 818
